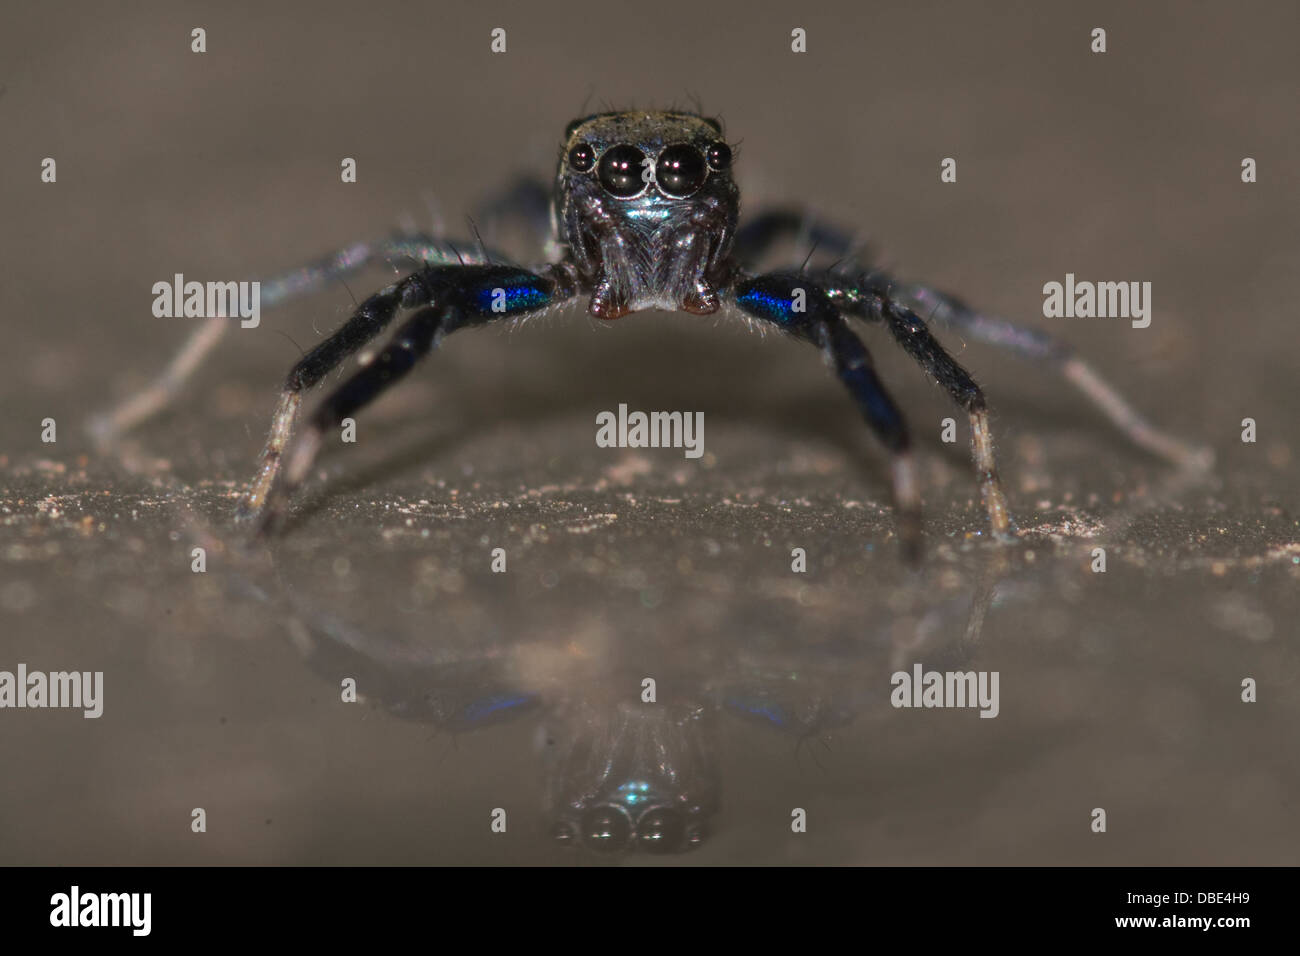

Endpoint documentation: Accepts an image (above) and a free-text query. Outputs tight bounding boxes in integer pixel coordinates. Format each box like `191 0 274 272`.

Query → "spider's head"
556 110 739 319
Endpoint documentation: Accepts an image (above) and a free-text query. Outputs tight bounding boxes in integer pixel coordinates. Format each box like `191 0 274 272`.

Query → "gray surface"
1 1 1297 864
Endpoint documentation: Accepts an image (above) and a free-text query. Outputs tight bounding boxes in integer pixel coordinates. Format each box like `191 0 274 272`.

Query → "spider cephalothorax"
96 109 1210 557
556 111 739 319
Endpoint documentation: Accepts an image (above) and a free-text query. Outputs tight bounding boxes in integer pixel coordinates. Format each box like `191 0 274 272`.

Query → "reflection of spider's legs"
890 546 1011 675
961 546 1009 652
731 271 922 560
250 263 574 535
87 235 485 445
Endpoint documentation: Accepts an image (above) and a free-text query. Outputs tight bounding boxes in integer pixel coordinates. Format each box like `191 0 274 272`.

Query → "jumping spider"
95 110 1210 556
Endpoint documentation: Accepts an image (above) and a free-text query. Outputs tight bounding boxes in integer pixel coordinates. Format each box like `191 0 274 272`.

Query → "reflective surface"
1 0 1297 864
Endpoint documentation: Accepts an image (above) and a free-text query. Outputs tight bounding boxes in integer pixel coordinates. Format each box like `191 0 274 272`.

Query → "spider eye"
705 142 732 172
655 144 707 197
597 144 647 198
567 143 595 172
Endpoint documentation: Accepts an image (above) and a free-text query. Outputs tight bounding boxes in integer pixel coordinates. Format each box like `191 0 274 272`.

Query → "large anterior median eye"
655 144 707 197
597 144 647 197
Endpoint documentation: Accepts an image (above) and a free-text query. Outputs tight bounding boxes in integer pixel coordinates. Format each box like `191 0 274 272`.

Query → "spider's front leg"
240 262 574 535
88 235 490 446
735 215 1015 536
730 271 925 559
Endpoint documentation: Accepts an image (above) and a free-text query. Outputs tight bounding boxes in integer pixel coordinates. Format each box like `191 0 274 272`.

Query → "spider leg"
88 235 487 445
883 281 1214 471
87 316 231 447
827 265 1213 472
471 176 556 254
734 211 1210 472
249 263 575 535
732 208 866 272
235 270 433 524
730 271 923 559
865 292 1013 538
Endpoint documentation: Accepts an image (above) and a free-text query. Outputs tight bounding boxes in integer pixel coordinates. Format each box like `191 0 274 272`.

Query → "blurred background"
0 0 1296 864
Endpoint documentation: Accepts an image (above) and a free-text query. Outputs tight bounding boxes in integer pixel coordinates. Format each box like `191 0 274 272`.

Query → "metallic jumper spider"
95 110 1210 556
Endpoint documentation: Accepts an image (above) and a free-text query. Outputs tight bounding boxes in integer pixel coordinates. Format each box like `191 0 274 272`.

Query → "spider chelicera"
94 110 1210 556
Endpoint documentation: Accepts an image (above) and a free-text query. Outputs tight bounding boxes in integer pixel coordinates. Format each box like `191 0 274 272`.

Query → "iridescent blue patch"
725 694 793 729
616 780 657 808
460 692 537 725
736 287 797 325
475 281 550 314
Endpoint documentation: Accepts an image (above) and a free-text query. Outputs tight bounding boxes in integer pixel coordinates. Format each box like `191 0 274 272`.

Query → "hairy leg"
731 271 923 559
88 235 486 445
832 268 1213 472
236 270 434 523
734 207 1210 472
868 293 1012 537
248 263 575 535
891 282 1212 470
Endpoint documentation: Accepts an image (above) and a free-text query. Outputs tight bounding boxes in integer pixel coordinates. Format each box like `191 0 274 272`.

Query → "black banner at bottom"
1 865 1279 941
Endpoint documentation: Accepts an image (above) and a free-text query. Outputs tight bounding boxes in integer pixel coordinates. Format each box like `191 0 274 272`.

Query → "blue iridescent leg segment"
731 271 923 558
247 263 573 534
